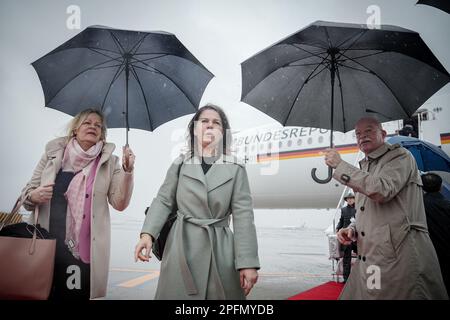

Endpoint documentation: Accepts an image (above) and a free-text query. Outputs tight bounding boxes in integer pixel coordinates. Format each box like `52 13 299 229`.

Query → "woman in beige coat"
135 104 260 299
21 108 134 300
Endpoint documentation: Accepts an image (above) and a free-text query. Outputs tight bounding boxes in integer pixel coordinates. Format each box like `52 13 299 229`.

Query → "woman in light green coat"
135 104 260 299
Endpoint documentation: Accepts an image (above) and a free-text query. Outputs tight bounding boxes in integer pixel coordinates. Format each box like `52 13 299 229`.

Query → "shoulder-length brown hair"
186 104 232 157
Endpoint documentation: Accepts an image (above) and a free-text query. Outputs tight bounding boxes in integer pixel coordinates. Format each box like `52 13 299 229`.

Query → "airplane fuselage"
232 107 450 209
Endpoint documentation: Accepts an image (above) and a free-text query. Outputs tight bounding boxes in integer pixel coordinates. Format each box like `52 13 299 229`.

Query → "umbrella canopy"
388 135 450 172
417 0 450 14
241 20 450 183
32 25 214 144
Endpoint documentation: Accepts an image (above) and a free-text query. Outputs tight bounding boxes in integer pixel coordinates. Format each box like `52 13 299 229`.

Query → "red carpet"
287 281 345 300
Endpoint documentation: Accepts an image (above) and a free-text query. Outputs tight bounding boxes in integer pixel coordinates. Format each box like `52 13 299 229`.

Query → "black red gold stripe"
257 143 359 162
441 133 450 145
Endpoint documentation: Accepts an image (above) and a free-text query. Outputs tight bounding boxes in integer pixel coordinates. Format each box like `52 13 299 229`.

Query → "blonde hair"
67 108 107 141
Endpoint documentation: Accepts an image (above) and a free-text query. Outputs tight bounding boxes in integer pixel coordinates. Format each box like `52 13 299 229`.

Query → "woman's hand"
134 233 153 262
122 145 135 173
239 268 258 296
29 183 55 204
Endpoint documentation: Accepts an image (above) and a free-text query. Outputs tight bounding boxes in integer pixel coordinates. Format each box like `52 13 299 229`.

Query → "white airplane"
232 101 450 210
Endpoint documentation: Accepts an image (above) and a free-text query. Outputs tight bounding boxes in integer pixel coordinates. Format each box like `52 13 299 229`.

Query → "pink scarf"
62 138 103 260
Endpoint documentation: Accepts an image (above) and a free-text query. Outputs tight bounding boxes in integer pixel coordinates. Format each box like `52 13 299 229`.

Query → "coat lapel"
98 143 115 167
205 155 234 193
46 148 63 172
182 154 236 193
182 156 207 187
43 138 66 184
179 154 237 219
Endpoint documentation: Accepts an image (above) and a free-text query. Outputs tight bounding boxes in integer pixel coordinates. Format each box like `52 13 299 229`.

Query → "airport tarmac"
106 209 337 300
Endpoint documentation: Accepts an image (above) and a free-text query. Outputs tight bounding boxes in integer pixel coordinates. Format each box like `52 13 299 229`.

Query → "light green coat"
141 154 260 300
334 143 448 300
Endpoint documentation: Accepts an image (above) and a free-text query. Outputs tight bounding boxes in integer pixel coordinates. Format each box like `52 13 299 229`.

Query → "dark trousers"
48 170 90 300
48 243 90 300
342 244 355 281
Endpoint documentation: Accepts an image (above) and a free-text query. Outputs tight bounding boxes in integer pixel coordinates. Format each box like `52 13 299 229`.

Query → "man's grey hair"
355 117 383 130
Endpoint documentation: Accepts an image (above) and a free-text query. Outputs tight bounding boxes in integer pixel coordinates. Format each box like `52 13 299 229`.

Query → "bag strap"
29 205 41 254
0 194 41 254
0 197 24 231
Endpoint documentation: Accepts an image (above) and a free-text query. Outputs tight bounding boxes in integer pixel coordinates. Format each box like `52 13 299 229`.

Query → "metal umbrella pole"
311 48 337 184
124 54 131 146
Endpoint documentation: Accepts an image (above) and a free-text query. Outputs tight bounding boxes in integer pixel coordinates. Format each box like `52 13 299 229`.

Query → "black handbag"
0 222 53 239
151 211 177 261
147 159 183 261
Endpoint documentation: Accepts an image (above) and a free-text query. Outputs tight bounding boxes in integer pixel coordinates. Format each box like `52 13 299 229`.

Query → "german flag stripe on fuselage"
257 143 359 162
441 133 450 145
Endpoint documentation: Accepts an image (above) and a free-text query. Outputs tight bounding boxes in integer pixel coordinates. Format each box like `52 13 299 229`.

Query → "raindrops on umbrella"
32 25 214 144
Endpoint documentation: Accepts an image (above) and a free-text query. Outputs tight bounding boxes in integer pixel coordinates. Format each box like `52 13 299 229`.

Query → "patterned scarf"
62 138 103 259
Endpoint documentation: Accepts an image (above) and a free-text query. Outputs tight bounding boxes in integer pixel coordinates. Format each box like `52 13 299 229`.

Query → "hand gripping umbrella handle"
311 166 333 184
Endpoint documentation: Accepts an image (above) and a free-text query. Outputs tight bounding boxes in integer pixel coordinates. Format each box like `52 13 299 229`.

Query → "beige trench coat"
334 143 448 299
141 154 260 300
21 137 133 299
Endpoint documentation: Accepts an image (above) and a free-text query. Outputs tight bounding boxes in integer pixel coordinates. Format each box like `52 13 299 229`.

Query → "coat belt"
405 216 429 233
176 211 230 298
396 217 429 250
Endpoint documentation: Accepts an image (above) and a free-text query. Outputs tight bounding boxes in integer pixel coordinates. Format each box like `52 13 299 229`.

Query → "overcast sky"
1 0 449 219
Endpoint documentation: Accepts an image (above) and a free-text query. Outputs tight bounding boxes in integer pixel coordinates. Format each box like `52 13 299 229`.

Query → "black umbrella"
32 25 214 144
241 20 450 183
417 0 450 14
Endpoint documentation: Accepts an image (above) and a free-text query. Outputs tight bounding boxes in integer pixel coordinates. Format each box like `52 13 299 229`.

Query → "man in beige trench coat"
324 117 448 300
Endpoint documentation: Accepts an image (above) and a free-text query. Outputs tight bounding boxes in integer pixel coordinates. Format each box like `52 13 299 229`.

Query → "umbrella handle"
311 166 333 184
